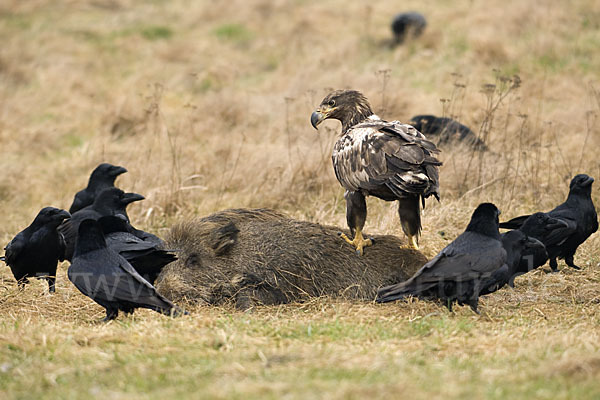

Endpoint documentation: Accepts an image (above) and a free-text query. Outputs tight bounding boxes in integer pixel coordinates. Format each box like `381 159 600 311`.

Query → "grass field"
1 0 600 398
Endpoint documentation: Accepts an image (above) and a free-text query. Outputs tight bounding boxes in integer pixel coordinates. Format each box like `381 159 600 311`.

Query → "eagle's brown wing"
332 119 441 200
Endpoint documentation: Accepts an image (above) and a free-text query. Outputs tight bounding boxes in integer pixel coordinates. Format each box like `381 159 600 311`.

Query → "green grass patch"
213 23 253 45
141 26 173 41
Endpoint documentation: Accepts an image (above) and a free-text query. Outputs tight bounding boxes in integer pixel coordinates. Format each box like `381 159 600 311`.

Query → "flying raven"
499 174 597 271
311 90 441 253
69 163 127 214
97 215 177 285
68 219 186 321
2 207 71 292
376 203 504 313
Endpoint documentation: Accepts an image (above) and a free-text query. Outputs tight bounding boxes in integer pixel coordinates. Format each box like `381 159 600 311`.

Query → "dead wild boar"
156 208 427 309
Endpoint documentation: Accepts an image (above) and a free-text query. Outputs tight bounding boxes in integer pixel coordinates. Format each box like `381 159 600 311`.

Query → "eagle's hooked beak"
311 104 337 130
311 110 326 129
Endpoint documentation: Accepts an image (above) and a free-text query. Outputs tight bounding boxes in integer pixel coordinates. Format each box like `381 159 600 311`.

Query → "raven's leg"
102 307 118 322
549 258 559 272
17 277 29 290
339 191 372 256
123 306 135 315
565 255 581 270
398 195 421 250
47 276 56 293
467 297 480 315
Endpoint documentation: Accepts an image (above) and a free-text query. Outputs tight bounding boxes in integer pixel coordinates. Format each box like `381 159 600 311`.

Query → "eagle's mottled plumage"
311 90 441 253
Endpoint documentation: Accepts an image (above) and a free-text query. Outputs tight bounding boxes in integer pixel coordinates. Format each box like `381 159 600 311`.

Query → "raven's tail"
377 281 437 303
148 303 189 317
376 290 408 304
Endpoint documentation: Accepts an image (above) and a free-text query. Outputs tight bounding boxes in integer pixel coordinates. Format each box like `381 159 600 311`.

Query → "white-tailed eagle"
311 90 441 254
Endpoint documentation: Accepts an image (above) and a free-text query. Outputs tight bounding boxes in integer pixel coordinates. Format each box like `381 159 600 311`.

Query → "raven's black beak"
122 192 145 204
525 236 548 259
311 110 326 130
546 217 569 231
110 166 128 177
58 210 72 220
525 236 545 250
583 176 595 186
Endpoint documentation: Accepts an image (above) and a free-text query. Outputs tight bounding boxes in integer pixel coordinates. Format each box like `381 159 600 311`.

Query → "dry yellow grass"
1 0 600 398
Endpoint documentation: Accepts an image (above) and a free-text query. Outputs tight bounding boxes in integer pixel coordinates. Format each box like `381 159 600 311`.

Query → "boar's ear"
210 222 240 256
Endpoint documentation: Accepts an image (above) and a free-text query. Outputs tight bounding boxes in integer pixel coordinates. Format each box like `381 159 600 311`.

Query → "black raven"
391 12 427 44
499 174 598 272
409 115 487 151
376 203 504 313
479 230 546 296
2 207 71 292
97 215 177 285
59 187 145 261
500 212 570 274
69 163 127 214
68 219 186 321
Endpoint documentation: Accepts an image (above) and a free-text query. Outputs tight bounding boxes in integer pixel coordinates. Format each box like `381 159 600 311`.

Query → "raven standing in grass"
311 90 441 253
59 187 145 261
68 219 185 321
97 215 177 285
69 163 127 214
499 174 597 272
479 230 546 296
2 207 71 292
376 203 504 313
409 115 487 151
391 12 427 45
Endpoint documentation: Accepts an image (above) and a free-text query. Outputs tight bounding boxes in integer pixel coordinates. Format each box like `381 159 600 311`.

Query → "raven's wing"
58 209 103 261
57 220 78 261
3 234 25 265
105 232 175 284
131 227 165 248
332 119 441 200
69 249 176 313
377 232 506 302
69 190 88 214
539 217 577 247
499 215 531 229
105 232 151 253
479 265 510 296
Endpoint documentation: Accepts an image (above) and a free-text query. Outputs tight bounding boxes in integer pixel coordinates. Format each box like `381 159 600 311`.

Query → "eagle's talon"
339 230 372 255
405 235 419 250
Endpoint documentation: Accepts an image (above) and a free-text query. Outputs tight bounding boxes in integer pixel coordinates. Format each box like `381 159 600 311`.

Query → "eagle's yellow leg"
407 234 419 250
339 227 373 256
400 234 419 250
